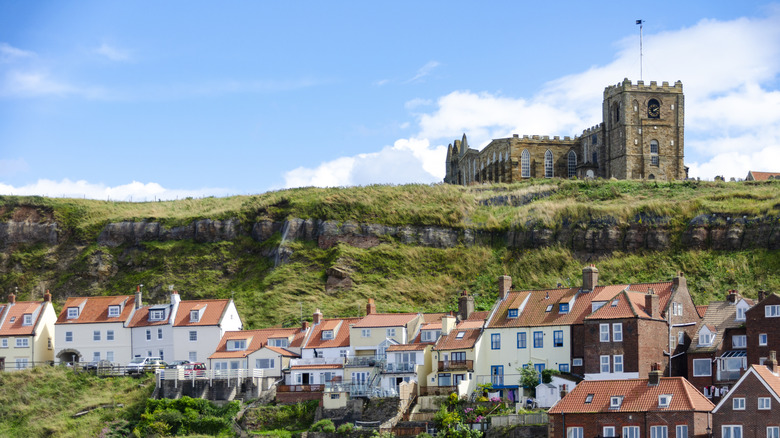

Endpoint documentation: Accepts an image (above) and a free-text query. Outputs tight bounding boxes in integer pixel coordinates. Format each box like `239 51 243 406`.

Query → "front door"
491 365 504 386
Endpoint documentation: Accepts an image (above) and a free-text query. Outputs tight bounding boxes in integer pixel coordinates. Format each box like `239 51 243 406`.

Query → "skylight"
659 394 672 408
611 299 619 307
545 305 553 312
585 393 594 403
609 396 623 409
456 331 466 339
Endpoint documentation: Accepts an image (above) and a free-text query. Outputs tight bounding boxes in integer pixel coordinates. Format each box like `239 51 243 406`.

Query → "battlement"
604 78 683 98
581 123 604 137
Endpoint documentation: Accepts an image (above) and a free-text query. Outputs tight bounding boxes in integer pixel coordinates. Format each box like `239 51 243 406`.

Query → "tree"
518 363 540 397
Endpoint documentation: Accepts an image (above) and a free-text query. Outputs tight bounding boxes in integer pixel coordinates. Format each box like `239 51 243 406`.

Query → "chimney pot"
498 276 512 300
758 290 766 302
8 293 16 304
313 309 323 325
648 363 662 385
135 285 142 309
366 298 376 315
44 290 52 302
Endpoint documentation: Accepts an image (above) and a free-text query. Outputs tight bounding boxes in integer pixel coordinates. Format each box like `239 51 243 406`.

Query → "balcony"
383 362 417 373
290 357 344 367
476 374 521 388
345 356 385 367
277 384 325 393
420 385 457 396
438 360 473 372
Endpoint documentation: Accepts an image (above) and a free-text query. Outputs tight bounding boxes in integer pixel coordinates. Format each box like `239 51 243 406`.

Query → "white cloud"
283 138 446 188
0 43 34 62
0 179 232 201
406 61 440 83
94 43 131 62
1 70 76 97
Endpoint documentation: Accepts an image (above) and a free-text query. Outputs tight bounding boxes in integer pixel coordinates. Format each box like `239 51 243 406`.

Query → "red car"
183 362 206 378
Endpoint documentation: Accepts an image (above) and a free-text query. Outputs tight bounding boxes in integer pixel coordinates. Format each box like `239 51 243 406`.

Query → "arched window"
544 150 554 178
568 151 577 178
613 102 620 123
650 140 659 166
648 174 655 180
648 99 661 119
521 149 530 178
592 151 598 165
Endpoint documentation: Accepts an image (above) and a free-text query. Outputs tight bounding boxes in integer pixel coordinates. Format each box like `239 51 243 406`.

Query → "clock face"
648 102 660 118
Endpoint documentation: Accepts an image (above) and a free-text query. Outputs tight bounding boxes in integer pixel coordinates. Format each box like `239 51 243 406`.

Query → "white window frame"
322 330 334 340
699 332 712 346
189 331 197 341
651 425 668 438
67 307 79 319
544 150 554 178
732 335 747 348
675 425 688 438
733 397 745 410
22 314 32 325
722 425 742 438
386 328 396 337
760 333 768 346
612 323 623 342
603 426 616 437
600 355 610 373
190 310 200 322
188 351 197 362
766 305 780 317
613 355 624 373
567 427 583 438
108 305 120 317
768 427 779 438
92 351 100 361
146 329 151 341
228 339 247 351
736 307 746 321
600 323 610 342
659 394 672 407
149 309 165 321
693 358 712 376
678 331 685 345
93 330 101 341
758 397 771 410
609 396 623 409
106 351 114 362
157 328 163 340
623 426 640 438
572 358 583 367
65 331 73 342
16 338 29 348
520 149 530 178
361 328 371 338
106 330 114 341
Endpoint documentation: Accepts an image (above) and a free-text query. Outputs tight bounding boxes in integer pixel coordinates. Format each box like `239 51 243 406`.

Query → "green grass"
0 367 154 438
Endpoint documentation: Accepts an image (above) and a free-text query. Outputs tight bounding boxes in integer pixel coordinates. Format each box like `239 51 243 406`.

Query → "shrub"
310 419 336 433
337 422 355 435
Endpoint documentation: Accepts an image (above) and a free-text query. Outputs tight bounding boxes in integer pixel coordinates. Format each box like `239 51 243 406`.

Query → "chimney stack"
135 285 142 309
8 292 15 305
648 363 662 385
302 320 309 331
44 290 52 302
645 289 659 318
498 275 512 300
366 298 376 315
458 291 474 321
441 315 456 335
313 309 323 325
758 290 766 302
727 290 738 304
767 351 778 374
170 289 181 305
582 265 599 292
672 272 687 290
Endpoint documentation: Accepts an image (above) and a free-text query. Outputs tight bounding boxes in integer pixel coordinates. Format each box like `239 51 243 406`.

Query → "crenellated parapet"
604 78 683 99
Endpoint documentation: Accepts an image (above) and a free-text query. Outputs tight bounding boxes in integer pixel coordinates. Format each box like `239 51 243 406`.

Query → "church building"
444 78 688 184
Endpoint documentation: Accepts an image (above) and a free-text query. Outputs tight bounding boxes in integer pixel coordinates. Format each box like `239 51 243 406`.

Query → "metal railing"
383 362 417 373
476 374 522 387
277 384 325 393
345 355 385 367
289 357 344 367
438 360 473 371
420 386 457 396
490 413 548 426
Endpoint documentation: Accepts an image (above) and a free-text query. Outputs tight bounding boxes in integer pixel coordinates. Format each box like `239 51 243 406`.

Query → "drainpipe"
561 412 565 438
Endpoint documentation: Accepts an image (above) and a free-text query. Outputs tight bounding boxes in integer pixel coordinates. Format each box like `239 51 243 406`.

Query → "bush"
310 419 336 433
337 422 355 435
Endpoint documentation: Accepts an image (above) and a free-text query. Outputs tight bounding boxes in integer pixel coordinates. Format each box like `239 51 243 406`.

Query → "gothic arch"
544 150 554 178
521 149 530 178
567 150 577 178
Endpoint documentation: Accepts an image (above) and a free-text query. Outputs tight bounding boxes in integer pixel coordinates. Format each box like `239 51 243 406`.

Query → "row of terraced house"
2 266 779 437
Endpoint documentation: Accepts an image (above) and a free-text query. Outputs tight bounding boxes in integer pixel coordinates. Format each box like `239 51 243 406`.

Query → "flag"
636 19 643 25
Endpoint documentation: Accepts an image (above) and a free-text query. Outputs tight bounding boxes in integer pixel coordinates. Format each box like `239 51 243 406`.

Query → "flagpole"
636 20 644 81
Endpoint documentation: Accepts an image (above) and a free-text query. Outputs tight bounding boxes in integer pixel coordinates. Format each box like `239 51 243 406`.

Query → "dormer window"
22 314 32 326
67 307 79 319
736 307 745 320
421 330 441 342
507 309 518 318
559 303 569 314
190 310 200 323
699 333 712 346
322 330 334 340
585 393 594 403
227 339 247 351
149 309 165 321
108 305 120 317
455 331 466 339
658 394 672 408
610 396 623 409
269 338 289 348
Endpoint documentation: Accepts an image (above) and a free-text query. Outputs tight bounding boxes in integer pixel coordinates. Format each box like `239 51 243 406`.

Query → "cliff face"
2 214 777 253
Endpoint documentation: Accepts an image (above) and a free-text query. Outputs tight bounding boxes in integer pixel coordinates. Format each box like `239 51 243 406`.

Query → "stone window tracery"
544 150 553 178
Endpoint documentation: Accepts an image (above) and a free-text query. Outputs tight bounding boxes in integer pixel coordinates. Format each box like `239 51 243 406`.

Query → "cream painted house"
172 298 242 364
428 316 484 396
0 292 57 370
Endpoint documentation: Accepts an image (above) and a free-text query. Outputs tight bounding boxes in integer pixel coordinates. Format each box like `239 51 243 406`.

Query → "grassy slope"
0 367 154 437
1 180 778 328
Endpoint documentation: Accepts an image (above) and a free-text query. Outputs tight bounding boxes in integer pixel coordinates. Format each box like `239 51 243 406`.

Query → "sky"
1 1 779 201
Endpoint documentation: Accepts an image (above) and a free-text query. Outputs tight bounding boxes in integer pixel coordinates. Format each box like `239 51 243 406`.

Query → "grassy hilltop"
1 179 778 328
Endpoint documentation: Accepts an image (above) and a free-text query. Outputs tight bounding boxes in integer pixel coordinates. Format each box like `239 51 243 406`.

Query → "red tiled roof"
747 171 780 181
455 319 484 329
696 305 709 317
753 365 780 397
56 296 136 324
435 328 481 350
468 311 490 321
0 301 46 336
209 328 303 359
304 318 361 350
174 299 230 327
421 322 443 330
421 312 455 323
549 377 714 414
352 313 418 328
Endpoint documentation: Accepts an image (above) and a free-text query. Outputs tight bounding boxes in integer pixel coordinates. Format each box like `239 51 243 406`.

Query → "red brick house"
581 273 701 380
549 366 714 438
711 355 780 438
687 291 753 401
745 292 780 367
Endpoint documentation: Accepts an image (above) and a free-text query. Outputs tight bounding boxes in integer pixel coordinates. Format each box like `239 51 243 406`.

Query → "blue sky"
1 1 779 200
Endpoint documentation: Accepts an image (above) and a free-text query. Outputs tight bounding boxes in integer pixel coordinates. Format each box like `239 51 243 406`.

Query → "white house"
128 290 181 361
172 298 243 364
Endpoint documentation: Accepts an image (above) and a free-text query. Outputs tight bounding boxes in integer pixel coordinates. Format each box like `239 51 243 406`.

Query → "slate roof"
352 313 418 328
0 301 45 336
434 328 481 351
304 317 361 350
209 328 303 359
549 377 714 414
56 296 136 325
687 300 747 354
173 299 231 327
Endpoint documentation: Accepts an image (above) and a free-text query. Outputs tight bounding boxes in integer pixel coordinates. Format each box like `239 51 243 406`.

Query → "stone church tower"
444 79 687 184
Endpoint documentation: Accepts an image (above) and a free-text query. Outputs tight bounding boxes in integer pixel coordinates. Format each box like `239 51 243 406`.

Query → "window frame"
693 358 712 376
600 324 610 342
732 335 747 348
766 305 780 317
722 425 742 438
106 330 114 341
67 307 79 319
623 426 640 438
507 308 518 318
517 332 526 349
600 355 610 373
760 333 768 346
521 149 530 178
768 427 779 438
544 150 553 178
93 330 101 341
651 425 668 438
16 338 29 348
613 355 624 373
108 305 120 317
553 330 563 347
361 328 371 338
612 323 623 342
533 331 543 348
189 330 197 341
65 331 73 342
567 427 583 438
491 333 501 350
567 150 577 178
675 425 688 438
733 397 745 410
758 397 771 410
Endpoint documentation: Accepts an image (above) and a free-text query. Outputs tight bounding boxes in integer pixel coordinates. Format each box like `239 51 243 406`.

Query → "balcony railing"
278 384 325 393
383 362 417 373
290 357 345 367
476 374 521 387
438 360 473 372
420 386 457 396
345 356 385 367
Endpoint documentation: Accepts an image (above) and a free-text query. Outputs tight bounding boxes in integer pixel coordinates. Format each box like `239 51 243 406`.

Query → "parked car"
166 360 190 369
183 362 206 378
126 357 167 375
83 360 114 371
